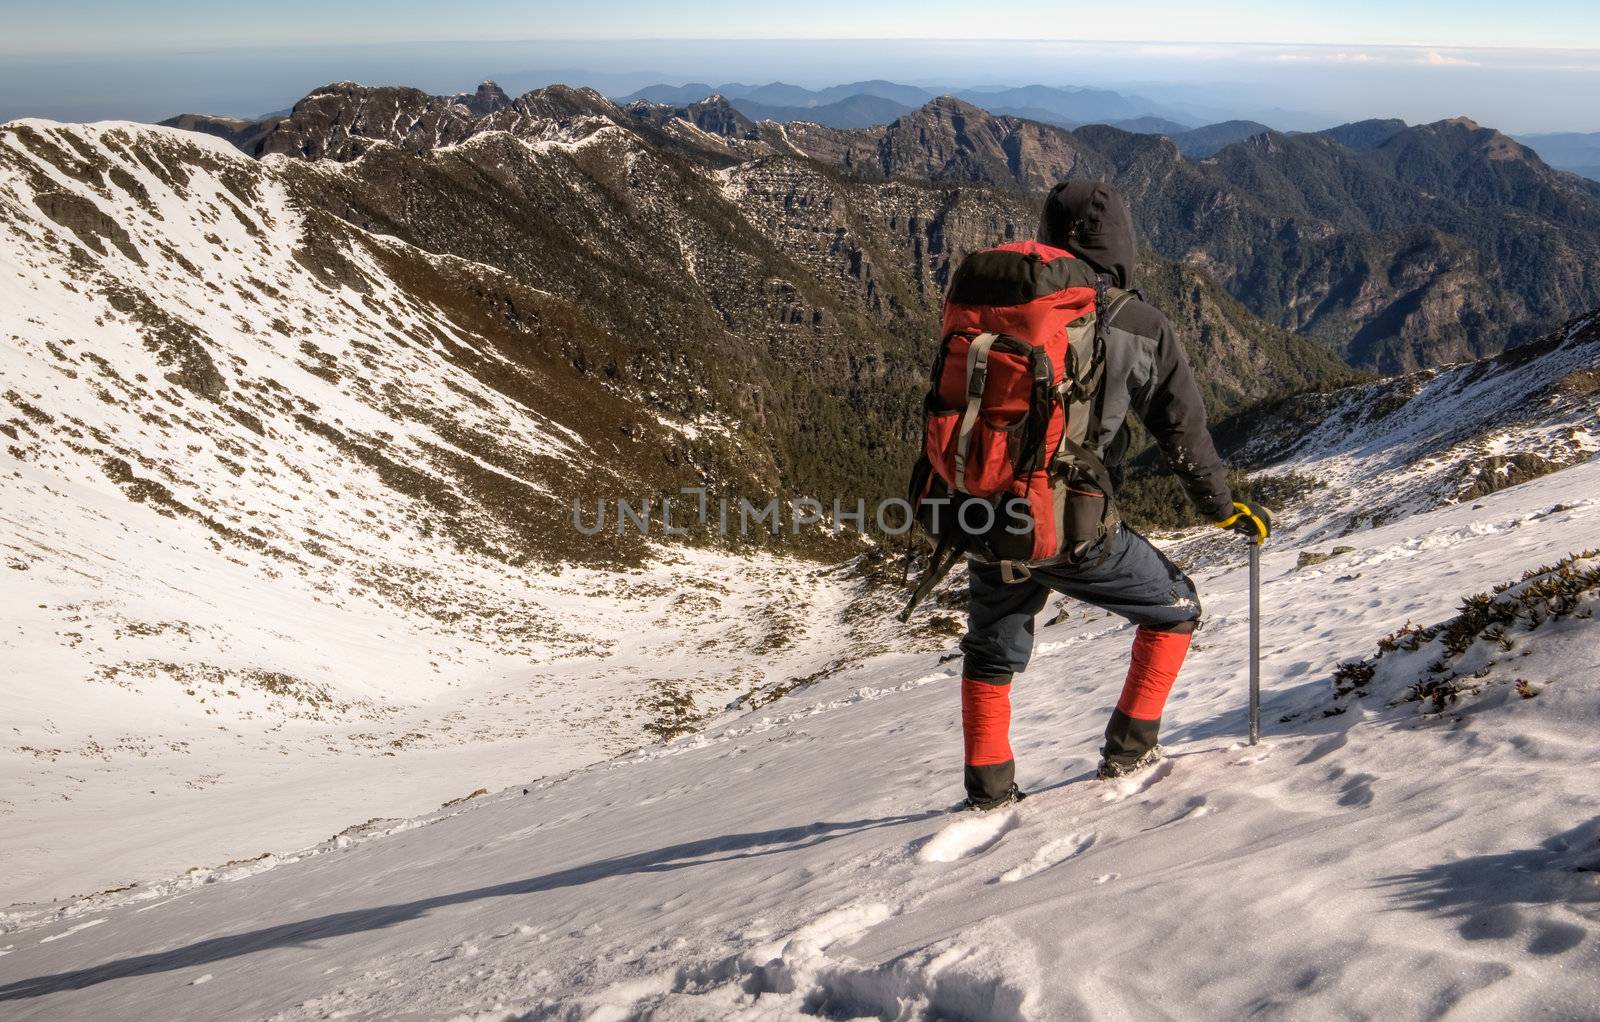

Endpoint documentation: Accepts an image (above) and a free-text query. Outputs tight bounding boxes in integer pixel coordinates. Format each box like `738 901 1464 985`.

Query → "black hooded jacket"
1038 181 1235 522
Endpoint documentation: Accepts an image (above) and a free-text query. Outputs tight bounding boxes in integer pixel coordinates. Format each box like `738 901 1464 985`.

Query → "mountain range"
160 83 1600 374
619 79 1196 130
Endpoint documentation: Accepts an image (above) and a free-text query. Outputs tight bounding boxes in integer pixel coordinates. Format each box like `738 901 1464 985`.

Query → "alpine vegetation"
1331 551 1600 710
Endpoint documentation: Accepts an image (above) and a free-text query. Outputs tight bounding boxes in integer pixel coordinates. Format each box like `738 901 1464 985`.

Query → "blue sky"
1 3 1597 131
5 1 1600 52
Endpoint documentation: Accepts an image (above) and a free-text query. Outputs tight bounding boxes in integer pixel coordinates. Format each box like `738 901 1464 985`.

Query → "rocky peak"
679 95 758 138
614 94 758 144
456 80 513 116
514 84 620 121
926 95 983 114
866 95 1099 192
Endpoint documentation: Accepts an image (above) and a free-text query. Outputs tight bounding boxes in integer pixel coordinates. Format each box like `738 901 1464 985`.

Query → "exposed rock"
33 189 145 264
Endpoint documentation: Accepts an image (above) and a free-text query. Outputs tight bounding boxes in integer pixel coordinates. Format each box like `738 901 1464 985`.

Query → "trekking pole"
1248 541 1262 746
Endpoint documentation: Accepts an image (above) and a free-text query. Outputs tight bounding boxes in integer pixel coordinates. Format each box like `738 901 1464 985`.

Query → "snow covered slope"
2 454 1596 1018
1230 310 1600 537
0 119 882 904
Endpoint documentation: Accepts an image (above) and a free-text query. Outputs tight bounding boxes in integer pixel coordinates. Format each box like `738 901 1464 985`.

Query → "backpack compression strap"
1015 281 1131 578
1074 281 1132 517
953 333 998 493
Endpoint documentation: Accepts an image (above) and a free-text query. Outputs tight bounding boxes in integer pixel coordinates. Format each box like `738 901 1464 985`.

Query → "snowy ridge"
0 120 875 904
1234 311 1600 536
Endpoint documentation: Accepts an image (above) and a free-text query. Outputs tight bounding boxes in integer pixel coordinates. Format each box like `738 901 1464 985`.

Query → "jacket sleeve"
1130 314 1235 521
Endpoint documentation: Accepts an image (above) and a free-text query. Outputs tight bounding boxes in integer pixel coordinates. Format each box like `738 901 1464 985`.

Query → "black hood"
1037 181 1135 290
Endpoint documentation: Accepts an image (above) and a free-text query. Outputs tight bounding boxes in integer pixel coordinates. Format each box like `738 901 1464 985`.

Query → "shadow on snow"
0 812 938 1001
1374 816 1600 955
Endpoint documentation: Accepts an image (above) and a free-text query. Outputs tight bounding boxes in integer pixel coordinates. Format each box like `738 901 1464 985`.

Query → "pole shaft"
1248 543 1261 746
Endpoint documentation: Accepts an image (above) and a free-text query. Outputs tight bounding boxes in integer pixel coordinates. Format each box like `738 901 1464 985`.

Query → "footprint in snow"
996 831 1098 883
1230 743 1273 766
1337 773 1377 808
916 810 1020 863
1297 733 1348 765
1527 920 1588 957
1166 795 1209 825
1099 759 1174 802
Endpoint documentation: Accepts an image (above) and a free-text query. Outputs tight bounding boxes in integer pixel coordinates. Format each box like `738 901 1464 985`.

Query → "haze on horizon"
1 1 1598 133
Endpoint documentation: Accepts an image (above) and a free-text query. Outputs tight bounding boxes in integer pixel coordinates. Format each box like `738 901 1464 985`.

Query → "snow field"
1 457 1596 1018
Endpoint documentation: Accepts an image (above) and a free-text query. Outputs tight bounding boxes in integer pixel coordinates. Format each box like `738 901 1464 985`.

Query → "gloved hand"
1216 500 1272 545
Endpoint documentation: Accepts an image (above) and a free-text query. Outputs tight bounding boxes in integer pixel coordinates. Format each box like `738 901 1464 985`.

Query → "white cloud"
1270 50 1377 64
1423 50 1479 66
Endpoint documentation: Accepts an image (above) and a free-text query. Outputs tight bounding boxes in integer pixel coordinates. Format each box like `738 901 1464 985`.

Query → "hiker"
905 181 1271 810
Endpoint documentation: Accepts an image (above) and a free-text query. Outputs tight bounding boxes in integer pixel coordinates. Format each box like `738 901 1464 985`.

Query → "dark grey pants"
960 525 1202 683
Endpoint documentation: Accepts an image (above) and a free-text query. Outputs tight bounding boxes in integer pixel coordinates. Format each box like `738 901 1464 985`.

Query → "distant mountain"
620 80 934 110
622 80 1188 131
734 82 820 107
1170 120 1273 158
982 106 1078 129
157 112 282 154
810 80 937 108
621 82 721 105
1105 116 1192 136
1318 118 1408 151
729 94 911 129
954 84 1189 128
1515 131 1600 183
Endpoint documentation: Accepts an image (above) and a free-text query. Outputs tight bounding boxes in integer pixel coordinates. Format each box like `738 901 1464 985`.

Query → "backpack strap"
898 528 970 622
952 332 998 493
1102 286 1137 328
1048 277 1131 563
1069 282 1134 452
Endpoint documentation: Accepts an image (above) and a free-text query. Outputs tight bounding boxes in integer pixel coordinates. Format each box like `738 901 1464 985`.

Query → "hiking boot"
1096 745 1165 781
962 783 1027 812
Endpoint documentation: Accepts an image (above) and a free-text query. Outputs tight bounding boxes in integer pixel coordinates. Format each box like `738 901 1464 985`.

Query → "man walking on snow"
958 182 1270 809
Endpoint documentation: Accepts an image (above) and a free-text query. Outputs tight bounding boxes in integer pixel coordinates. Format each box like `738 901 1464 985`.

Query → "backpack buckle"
998 560 1033 585
967 365 988 398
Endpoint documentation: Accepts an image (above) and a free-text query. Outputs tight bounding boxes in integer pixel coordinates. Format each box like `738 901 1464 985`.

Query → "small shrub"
1330 549 1599 709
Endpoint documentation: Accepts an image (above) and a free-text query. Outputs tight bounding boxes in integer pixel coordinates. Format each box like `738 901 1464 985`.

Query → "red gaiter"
1116 626 1193 721
961 678 1013 766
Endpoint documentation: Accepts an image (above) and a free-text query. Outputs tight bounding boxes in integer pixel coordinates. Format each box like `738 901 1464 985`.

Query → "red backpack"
901 240 1132 620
